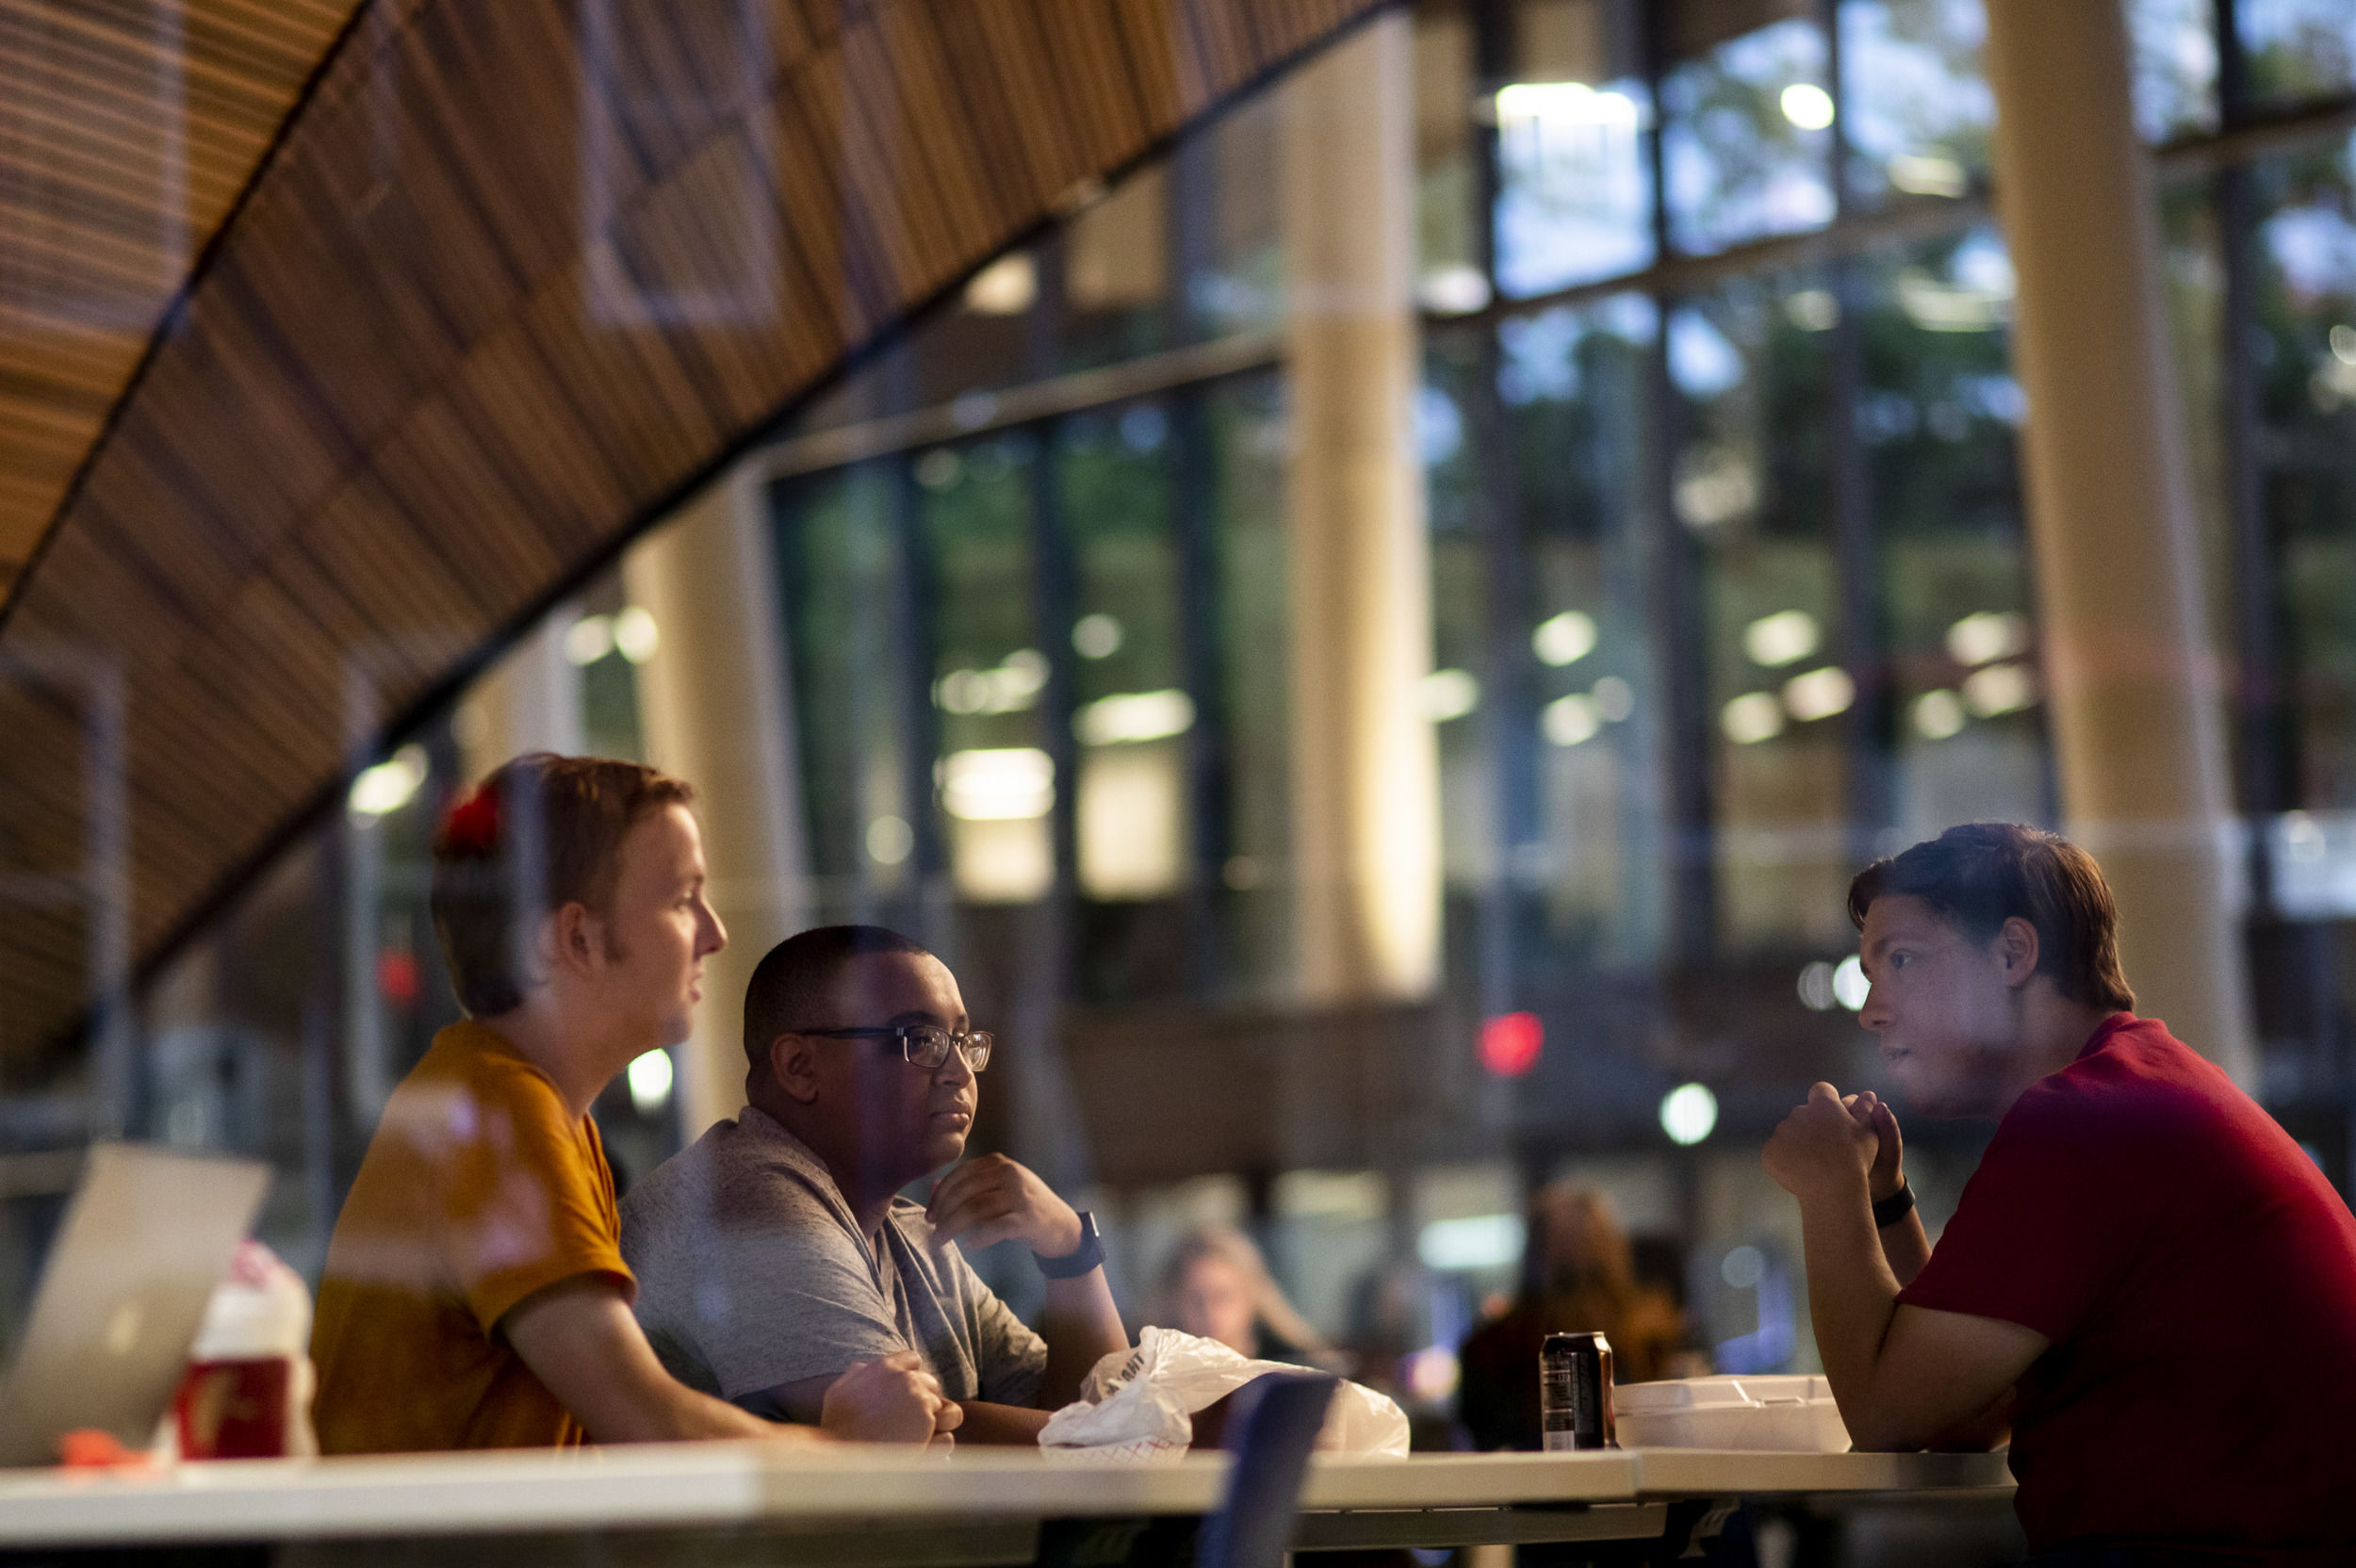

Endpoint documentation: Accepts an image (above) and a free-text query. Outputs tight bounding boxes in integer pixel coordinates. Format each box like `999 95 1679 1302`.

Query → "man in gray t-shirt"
619 925 1129 1444
622 1104 1047 1413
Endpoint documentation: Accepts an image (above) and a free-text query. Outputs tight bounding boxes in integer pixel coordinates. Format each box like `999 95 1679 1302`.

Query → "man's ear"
546 901 604 979
767 1032 822 1105
1996 915 2041 988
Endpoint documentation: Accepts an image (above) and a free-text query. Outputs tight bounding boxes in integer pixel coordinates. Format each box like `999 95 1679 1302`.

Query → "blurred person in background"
310 757 955 1454
1155 1224 1341 1369
1454 1184 1687 1451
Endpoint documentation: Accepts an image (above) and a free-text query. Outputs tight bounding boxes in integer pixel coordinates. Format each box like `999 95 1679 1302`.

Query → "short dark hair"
429 753 695 1018
1846 823 2135 1011
743 924 937 1070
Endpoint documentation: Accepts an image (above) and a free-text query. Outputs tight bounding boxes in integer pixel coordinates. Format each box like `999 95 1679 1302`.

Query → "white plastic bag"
1039 1327 1409 1463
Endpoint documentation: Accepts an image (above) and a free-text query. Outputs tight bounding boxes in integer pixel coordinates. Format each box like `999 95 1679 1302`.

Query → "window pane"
2127 0 2221 141
1839 0 1994 209
1663 15 1837 257
1857 227 2050 837
1062 405 1190 914
2253 133 2356 818
2238 0 2356 108
1207 374 1295 999
1675 281 1846 954
1491 0 1655 299
923 436 1054 905
777 467 923 911
1501 296 1663 958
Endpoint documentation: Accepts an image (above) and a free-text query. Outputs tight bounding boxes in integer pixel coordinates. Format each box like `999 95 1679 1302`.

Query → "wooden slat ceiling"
0 0 357 594
0 0 1380 1072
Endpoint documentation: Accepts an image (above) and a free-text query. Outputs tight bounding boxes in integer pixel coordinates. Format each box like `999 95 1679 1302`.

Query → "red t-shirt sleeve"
1898 1086 2135 1343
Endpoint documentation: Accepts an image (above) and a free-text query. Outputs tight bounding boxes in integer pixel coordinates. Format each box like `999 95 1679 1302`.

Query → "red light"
1480 1011 1543 1077
376 949 420 1006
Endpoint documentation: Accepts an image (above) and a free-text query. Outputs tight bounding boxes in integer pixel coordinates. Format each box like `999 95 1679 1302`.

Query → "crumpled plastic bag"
1038 1326 1410 1463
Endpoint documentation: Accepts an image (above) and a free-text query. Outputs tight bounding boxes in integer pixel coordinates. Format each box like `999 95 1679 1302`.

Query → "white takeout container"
1612 1375 1851 1452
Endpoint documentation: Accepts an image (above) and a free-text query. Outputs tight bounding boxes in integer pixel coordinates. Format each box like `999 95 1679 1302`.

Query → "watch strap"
1037 1211 1104 1278
1872 1180 1916 1229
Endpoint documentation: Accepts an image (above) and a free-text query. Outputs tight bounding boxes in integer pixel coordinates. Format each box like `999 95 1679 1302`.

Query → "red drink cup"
174 1356 291 1460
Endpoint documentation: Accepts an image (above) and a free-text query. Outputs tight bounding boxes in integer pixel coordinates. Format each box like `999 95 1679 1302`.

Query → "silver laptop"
0 1143 269 1466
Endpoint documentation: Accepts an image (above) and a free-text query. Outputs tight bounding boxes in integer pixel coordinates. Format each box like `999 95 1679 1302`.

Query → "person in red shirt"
1764 823 2356 1565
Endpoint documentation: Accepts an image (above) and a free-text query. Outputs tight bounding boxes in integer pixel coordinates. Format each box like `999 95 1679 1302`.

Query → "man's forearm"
954 1400 1054 1444
1037 1271 1129 1408
1796 1178 1907 1446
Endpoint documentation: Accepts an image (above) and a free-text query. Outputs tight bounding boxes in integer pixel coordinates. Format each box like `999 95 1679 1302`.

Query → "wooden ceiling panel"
0 0 1384 1065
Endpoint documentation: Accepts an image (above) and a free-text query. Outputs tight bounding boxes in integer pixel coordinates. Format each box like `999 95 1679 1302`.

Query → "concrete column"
1281 12 1442 1004
1983 0 2254 1080
622 469 812 1137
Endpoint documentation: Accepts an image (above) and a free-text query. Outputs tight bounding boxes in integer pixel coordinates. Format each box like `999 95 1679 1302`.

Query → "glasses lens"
962 1032 993 1072
902 1025 951 1070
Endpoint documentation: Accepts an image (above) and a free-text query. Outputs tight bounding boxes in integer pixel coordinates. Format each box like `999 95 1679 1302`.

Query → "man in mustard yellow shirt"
311 754 958 1453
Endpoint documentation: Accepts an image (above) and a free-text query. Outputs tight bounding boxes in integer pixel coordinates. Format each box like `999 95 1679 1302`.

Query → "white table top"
0 1444 2015 1548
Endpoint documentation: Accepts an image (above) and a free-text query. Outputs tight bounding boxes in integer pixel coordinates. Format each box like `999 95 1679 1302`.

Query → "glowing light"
1074 689 1195 746
1661 1083 1719 1146
627 1049 675 1116
1783 665 1856 723
1400 1345 1463 1403
1592 677 1635 722
349 744 428 818
1945 611 2029 667
1422 668 1481 722
940 749 1055 821
1896 269 2008 332
1072 613 1123 659
1779 82 1836 131
1543 694 1600 746
1742 610 1819 669
866 815 914 866
1832 955 1871 1010
1913 689 1967 740
1533 611 1598 667
1480 1011 1544 1076
563 615 614 665
2330 325 2356 367
964 253 1038 315
613 606 659 663
1962 662 2037 718
1494 80 1644 129
1418 1216 1526 1271
936 650 1051 715
1785 289 1840 332
1888 152 1968 198
1419 266 1493 316
1797 960 1838 1011
1722 692 1785 744
1721 1245 1766 1290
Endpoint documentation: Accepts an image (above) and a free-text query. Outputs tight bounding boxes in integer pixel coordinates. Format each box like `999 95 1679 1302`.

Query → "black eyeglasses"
798 1024 993 1073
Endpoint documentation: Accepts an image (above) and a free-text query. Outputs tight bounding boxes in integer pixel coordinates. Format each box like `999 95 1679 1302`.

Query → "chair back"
1196 1373 1339 1568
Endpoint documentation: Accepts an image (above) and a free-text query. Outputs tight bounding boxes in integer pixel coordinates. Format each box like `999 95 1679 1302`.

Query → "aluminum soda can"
1538 1331 1615 1451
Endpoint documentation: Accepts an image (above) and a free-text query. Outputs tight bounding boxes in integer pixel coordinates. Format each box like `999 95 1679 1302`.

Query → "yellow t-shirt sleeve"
438 1064 634 1335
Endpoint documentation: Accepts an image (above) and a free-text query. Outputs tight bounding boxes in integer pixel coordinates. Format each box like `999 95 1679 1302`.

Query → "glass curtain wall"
70 0 2356 1425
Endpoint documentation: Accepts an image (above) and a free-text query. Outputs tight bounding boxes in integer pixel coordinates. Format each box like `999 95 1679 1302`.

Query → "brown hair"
429 753 695 1018
1846 822 2135 1011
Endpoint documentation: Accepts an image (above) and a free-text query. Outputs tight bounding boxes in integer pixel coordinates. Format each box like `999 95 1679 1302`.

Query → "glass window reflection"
1663 13 1837 256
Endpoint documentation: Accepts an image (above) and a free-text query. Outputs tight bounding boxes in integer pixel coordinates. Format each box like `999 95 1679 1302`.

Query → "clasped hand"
924 1152 1083 1259
1762 1082 1906 1204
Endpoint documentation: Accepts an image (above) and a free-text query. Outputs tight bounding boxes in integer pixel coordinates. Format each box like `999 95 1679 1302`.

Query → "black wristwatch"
1037 1211 1104 1278
1872 1179 1917 1229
